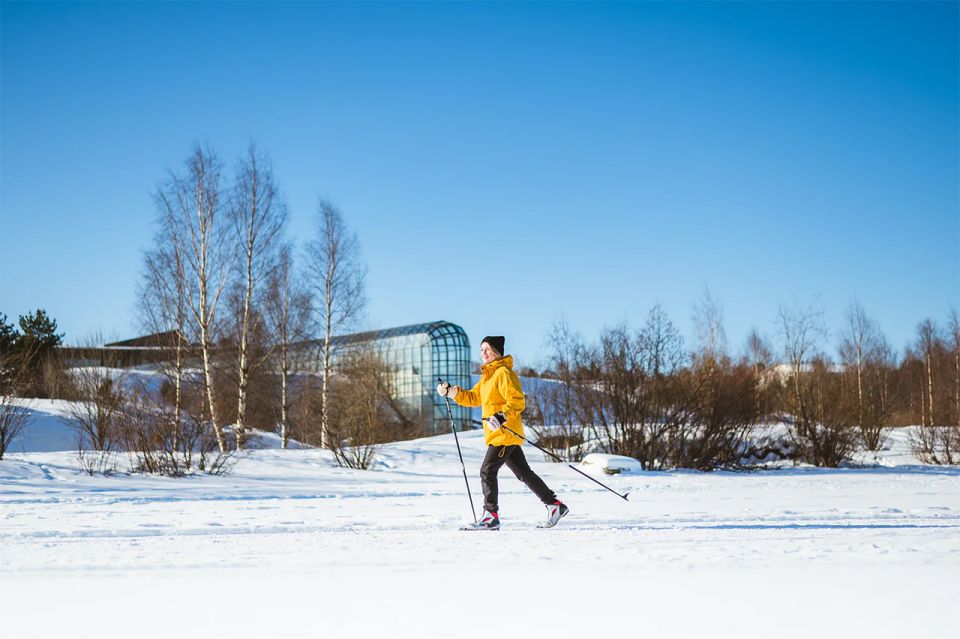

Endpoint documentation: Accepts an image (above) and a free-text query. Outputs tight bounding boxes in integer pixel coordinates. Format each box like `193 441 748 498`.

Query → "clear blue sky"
2 1 958 366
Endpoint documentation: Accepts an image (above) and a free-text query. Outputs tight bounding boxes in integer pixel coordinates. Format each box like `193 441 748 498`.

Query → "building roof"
321 320 468 348
104 330 191 349
90 321 467 354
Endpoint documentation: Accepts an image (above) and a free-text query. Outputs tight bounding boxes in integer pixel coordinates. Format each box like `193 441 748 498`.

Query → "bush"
911 425 960 465
323 348 418 470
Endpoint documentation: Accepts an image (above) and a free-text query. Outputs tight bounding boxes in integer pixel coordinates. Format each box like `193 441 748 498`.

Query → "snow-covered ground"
2 400 959 638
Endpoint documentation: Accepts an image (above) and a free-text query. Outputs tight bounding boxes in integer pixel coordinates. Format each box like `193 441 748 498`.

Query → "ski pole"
499 424 630 502
438 378 477 522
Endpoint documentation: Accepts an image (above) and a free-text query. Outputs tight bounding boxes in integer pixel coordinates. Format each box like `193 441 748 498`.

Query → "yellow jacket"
454 355 525 446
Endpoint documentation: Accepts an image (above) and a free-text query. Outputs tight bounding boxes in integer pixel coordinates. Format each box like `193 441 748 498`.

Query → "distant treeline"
524 298 960 468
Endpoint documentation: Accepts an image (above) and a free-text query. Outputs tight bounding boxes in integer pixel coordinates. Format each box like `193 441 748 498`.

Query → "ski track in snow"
1 405 959 638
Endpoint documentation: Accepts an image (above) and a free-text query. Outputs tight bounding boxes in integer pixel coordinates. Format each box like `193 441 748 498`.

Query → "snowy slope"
1 400 959 639
3 398 86 453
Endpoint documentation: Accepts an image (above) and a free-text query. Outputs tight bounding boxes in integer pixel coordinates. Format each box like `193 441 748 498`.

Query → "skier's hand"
436 382 459 399
485 412 506 431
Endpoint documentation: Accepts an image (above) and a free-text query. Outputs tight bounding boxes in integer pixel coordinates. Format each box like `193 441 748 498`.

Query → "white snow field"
2 400 959 639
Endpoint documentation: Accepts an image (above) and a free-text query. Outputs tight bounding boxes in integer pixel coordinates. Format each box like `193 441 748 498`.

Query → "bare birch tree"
683 295 756 468
155 146 233 452
777 302 859 466
838 304 897 451
840 302 874 431
692 289 727 370
778 302 827 422
945 310 960 459
745 328 773 423
228 145 287 449
140 242 189 451
909 317 957 464
306 199 366 449
949 310 960 431
916 319 941 427
640 303 687 427
264 244 312 448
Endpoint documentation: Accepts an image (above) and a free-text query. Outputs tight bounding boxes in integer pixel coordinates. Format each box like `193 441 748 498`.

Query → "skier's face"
480 342 499 364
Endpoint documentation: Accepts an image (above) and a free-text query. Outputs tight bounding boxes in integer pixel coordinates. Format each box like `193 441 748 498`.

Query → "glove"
436 382 459 399
485 412 506 431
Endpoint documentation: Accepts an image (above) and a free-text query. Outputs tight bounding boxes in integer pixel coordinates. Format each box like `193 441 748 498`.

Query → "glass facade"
298 321 473 435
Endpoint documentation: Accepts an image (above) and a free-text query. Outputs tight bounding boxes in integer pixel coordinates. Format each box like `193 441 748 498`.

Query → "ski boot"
539 501 569 528
460 510 500 531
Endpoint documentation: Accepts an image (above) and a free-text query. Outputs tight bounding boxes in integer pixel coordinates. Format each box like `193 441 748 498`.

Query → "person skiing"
437 335 568 530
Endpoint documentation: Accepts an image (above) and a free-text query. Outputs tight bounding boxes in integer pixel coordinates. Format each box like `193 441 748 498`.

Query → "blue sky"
1 1 958 366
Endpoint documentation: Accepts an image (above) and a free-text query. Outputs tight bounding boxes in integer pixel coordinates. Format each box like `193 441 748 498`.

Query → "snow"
580 452 646 474
2 399 959 638
4 398 83 453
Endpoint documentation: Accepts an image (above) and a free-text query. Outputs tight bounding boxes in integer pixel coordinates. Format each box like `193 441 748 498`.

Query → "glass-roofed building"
59 320 475 437
295 321 474 435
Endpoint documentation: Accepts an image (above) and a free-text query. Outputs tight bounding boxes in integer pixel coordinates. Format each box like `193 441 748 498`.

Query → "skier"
437 335 569 530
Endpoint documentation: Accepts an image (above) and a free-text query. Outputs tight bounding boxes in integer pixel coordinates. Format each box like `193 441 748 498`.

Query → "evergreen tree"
0 314 19 356
18 309 63 352
14 310 65 397
0 314 21 392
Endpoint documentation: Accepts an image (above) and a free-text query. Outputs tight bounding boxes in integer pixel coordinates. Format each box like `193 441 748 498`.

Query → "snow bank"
580 452 645 474
2 398 81 453
0 396 303 454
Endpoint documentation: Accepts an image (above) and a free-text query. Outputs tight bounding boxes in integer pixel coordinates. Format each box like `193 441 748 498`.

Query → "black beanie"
482 335 505 357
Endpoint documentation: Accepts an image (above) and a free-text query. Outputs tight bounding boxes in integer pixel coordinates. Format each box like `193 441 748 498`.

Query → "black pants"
480 445 556 514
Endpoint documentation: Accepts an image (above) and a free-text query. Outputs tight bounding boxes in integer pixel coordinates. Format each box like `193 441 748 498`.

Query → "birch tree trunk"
231 145 286 450
177 147 231 452
840 303 874 432
280 339 289 449
953 313 960 430
141 209 192 453
198 267 226 452
321 330 332 448
306 200 366 450
746 328 772 424
265 244 311 450
170 252 186 452
920 377 927 427
917 319 939 428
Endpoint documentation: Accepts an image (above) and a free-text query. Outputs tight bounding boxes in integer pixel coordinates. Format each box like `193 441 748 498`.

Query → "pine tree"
18 309 63 352
0 314 22 392
15 310 65 397
0 314 19 355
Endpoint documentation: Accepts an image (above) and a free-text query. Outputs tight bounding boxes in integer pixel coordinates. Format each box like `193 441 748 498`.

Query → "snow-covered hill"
1 400 958 639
